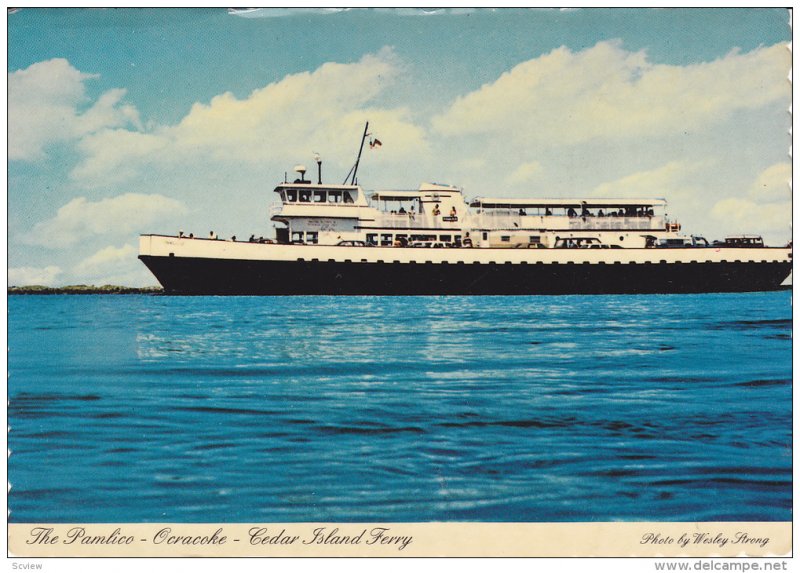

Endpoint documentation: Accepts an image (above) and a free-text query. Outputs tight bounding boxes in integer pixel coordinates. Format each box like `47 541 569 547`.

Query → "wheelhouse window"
328 190 342 204
343 191 355 204
313 191 326 203
299 190 311 203
306 231 319 244
291 231 304 243
381 233 393 246
286 189 297 202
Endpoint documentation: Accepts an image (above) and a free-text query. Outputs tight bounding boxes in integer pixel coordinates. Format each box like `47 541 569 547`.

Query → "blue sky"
8 8 791 286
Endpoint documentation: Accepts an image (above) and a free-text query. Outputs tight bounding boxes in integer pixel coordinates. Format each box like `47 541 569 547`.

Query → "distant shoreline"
7 284 790 295
8 285 163 295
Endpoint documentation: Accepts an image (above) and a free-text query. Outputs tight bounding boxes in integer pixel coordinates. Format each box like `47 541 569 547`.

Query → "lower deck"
140 254 791 295
138 235 792 295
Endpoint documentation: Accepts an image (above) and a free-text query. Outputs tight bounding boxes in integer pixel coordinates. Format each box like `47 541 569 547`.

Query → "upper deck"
469 197 670 232
270 177 677 235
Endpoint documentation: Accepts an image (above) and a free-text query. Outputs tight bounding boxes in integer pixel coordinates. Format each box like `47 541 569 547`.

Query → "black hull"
139 255 792 295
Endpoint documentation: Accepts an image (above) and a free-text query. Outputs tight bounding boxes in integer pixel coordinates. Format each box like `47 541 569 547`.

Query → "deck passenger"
567 207 577 218
399 206 406 214
433 204 441 216
179 230 184 238
450 206 457 217
518 208 526 216
598 210 605 217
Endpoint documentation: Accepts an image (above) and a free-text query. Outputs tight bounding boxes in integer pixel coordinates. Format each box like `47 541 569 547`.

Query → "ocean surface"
8 292 792 523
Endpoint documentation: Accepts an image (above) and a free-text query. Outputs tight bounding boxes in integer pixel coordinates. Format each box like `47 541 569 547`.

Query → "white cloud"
590 161 705 200
9 58 141 161
589 161 790 245
748 162 790 202
70 243 156 286
432 41 789 146
710 163 792 242
169 48 421 160
710 197 790 238
72 130 169 186
26 193 186 247
507 161 542 185
74 244 137 275
70 48 428 187
8 265 62 286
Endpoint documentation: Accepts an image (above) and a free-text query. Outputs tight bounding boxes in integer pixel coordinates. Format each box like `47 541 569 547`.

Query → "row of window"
494 235 542 243
291 231 318 244
289 231 544 246
367 233 463 246
282 189 355 204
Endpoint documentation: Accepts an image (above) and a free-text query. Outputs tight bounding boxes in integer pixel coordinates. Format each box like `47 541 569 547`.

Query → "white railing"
270 204 669 232
568 216 665 231
373 213 463 230
475 213 665 231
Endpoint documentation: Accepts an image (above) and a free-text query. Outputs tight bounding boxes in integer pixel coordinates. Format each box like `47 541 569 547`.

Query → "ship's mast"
343 121 369 185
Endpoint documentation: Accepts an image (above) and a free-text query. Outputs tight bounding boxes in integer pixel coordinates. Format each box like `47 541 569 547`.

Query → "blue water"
8 292 792 523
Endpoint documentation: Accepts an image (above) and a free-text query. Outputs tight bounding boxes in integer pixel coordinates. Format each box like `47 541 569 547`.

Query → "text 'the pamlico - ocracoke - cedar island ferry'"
139 124 792 295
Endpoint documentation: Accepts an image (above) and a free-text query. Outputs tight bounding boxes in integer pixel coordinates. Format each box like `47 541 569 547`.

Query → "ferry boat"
139 127 792 295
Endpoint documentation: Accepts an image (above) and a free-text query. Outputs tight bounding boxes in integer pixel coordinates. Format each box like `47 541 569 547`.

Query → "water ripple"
7 292 792 522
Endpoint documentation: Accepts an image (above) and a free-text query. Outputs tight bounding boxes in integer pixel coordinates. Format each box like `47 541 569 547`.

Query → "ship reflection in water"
8 292 792 522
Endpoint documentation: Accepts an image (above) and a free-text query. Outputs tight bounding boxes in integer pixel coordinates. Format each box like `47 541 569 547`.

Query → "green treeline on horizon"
8 285 163 295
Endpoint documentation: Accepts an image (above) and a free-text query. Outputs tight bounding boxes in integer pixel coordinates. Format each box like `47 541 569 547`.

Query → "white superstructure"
269 170 684 250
